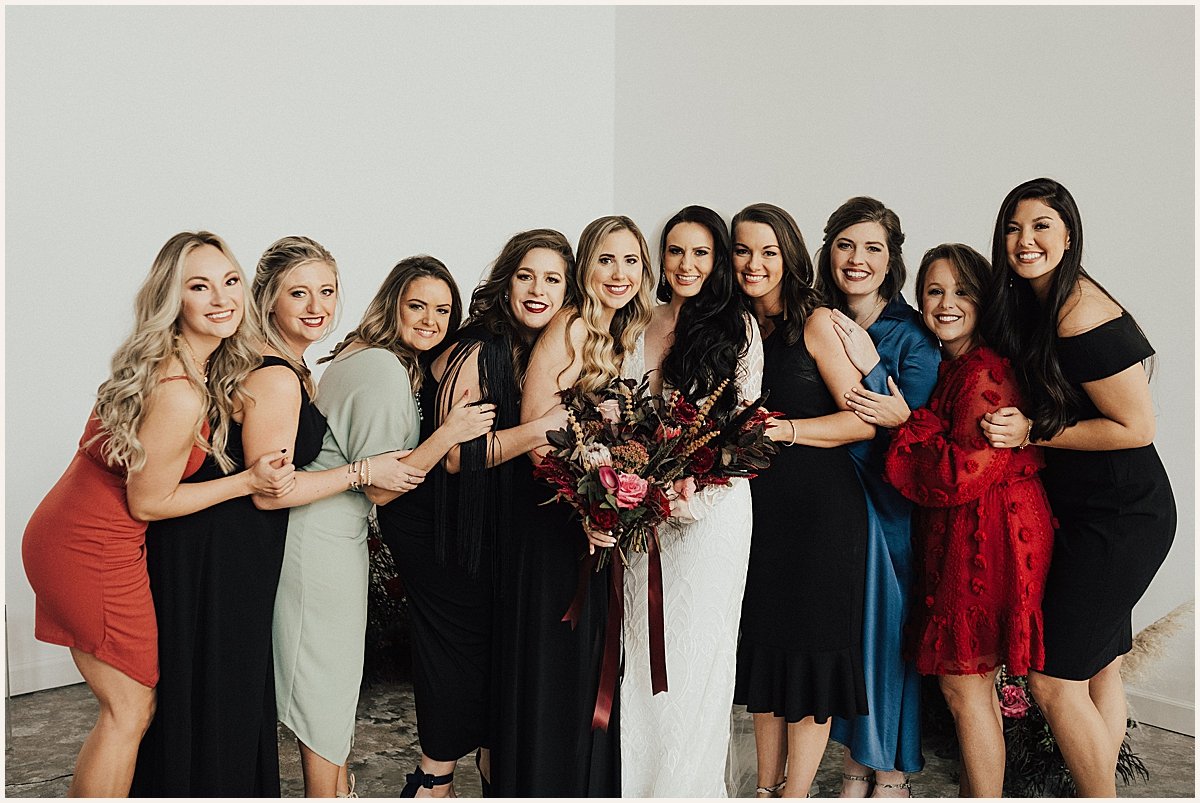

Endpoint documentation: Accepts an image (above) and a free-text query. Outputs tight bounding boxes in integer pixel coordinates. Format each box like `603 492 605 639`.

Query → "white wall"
5 5 617 695
7 5 1194 729
611 5 1194 726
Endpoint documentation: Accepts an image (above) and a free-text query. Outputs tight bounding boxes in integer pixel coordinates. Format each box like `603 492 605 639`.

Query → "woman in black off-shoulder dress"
982 179 1175 798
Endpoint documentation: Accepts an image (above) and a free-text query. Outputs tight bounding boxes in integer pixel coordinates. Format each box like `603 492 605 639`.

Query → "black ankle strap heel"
400 766 455 797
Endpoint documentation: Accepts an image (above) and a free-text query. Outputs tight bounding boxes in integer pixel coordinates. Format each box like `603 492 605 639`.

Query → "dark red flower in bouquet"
646 485 671 519
589 503 619 531
673 398 699 424
689 445 716 476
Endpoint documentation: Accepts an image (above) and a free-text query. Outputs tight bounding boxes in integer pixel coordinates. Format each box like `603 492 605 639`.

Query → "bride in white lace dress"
620 207 764 797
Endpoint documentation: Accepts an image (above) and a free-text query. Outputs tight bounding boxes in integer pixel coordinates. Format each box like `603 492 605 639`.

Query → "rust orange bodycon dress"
22 399 208 687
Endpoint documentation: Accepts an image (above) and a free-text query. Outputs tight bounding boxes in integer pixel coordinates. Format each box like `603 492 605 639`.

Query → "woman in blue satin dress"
816 197 940 797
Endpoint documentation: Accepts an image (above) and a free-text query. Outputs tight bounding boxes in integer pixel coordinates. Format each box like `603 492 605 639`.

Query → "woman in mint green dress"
272 255 495 797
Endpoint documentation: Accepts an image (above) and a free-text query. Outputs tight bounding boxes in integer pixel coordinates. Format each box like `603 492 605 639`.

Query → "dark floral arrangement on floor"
996 666 1149 796
363 514 411 682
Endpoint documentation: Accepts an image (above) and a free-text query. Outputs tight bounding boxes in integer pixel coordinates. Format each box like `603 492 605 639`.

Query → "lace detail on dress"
621 313 764 796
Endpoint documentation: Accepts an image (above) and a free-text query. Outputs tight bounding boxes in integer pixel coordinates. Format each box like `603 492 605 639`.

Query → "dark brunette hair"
816 196 906 310
463 229 577 382
730 203 819 347
983 177 1138 441
657 205 749 416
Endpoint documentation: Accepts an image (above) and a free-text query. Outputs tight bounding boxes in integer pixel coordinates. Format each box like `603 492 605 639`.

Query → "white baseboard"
1126 685 1195 737
7 654 83 697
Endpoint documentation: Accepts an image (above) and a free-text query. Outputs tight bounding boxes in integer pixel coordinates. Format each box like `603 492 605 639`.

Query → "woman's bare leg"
66 648 156 797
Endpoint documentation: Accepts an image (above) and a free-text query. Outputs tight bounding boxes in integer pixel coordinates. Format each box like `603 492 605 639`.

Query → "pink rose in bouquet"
999 683 1031 718
614 472 649 509
597 398 623 424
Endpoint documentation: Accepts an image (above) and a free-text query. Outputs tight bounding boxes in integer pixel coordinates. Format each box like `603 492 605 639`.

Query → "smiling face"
1005 198 1069 293
733 221 784 308
509 247 568 334
178 243 244 347
396 275 454 352
586 228 644 312
271 260 337 356
920 258 978 358
662 221 714 300
830 220 889 302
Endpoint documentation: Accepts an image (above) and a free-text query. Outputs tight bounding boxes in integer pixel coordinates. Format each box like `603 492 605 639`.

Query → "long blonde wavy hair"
91 231 261 474
563 216 654 393
251 236 340 398
320 255 462 396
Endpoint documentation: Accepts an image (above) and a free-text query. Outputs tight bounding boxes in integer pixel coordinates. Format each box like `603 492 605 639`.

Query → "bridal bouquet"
534 373 777 569
533 373 776 729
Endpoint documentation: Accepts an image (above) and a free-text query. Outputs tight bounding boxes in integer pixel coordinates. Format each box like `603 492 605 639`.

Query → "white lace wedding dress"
620 319 764 797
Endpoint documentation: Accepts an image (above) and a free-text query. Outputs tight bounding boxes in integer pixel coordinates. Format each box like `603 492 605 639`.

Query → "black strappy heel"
400 766 455 797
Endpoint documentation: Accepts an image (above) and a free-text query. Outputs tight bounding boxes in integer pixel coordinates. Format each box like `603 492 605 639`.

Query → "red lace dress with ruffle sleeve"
884 345 1055 676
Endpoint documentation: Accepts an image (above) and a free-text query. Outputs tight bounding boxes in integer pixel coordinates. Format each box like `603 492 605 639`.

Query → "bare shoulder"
243 363 301 394
147 370 206 423
803 306 838 344
1058 278 1124 337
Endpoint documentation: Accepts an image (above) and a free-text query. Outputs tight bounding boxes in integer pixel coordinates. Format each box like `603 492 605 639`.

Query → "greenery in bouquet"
533 372 777 569
996 667 1148 796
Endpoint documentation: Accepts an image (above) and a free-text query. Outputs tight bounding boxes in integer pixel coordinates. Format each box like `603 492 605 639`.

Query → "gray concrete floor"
4 680 1194 797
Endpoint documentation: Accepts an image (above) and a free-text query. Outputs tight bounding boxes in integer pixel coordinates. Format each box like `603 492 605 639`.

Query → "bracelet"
788 420 797 447
348 460 360 490
1018 419 1033 449
364 456 372 488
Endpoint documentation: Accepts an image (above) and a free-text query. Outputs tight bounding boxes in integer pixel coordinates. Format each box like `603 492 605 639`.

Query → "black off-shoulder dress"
1038 313 1176 680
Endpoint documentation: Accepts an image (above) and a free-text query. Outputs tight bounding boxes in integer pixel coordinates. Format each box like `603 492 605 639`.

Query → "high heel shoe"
336 771 358 798
475 748 491 797
400 766 455 797
756 777 786 797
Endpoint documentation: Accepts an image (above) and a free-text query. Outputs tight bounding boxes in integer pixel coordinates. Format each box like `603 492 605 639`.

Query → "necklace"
855 296 887 330
178 336 210 383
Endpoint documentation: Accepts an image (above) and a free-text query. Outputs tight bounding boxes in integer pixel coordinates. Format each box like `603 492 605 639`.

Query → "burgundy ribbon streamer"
561 551 597 630
561 530 670 731
591 557 624 731
646 531 669 695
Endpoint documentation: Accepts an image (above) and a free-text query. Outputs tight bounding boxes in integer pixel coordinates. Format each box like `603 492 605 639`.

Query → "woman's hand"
247 449 296 497
845 376 911 428
831 308 882 376
368 449 428 493
764 416 794 445
583 520 617 556
666 477 697 522
981 406 1032 449
539 404 570 436
441 389 497 444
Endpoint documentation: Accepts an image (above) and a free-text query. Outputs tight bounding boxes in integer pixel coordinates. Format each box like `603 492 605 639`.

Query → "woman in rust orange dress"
21 231 294 797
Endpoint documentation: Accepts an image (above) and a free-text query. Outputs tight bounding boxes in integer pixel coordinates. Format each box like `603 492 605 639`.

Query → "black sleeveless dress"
376 369 493 762
1038 313 1176 680
734 323 870 722
489 465 620 796
132 357 326 796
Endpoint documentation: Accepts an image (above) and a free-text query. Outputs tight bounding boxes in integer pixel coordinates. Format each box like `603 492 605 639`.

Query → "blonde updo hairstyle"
252 235 340 397
565 215 654 393
92 231 261 474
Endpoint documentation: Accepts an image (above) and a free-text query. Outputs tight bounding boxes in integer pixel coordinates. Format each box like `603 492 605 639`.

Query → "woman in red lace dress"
846 243 1054 797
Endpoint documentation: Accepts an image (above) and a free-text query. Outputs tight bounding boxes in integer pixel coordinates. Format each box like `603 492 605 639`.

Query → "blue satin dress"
830 294 940 774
